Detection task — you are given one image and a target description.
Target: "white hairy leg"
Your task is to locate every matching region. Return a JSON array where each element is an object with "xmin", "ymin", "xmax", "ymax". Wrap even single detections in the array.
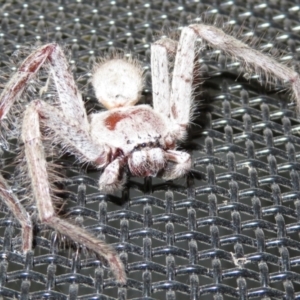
[
  {"xmin": 47, "ymin": 44, "xmax": 89, "ymax": 131},
  {"xmin": 99, "ymin": 158, "xmax": 126, "ymax": 192},
  {"xmin": 190, "ymin": 24, "xmax": 300, "ymax": 110},
  {"xmin": 0, "ymin": 174, "xmax": 32, "ymax": 252},
  {"xmin": 152, "ymin": 31, "xmax": 195, "ymax": 139},
  {"xmin": 31, "ymin": 100, "xmax": 114, "ymax": 166},
  {"xmin": 0, "ymin": 44, "xmax": 89, "ymax": 131},
  {"xmin": 169, "ymin": 27, "xmax": 196, "ymax": 137},
  {"xmin": 22, "ymin": 102, "xmax": 126, "ymax": 284},
  {"xmin": 0, "ymin": 44, "xmax": 53, "ymax": 119},
  {"xmin": 151, "ymin": 43, "xmax": 170, "ymax": 116}
]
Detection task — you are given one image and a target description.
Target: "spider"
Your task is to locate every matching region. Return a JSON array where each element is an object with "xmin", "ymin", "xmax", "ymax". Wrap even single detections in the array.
[{"xmin": 0, "ymin": 24, "xmax": 299, "ymax": 286}]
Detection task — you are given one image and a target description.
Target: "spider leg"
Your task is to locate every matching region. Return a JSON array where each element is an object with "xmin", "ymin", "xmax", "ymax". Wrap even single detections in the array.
[
  {"xmin": 0, "ymin": 44, "xmax": 89, "ymax": 131},
  {"xmin": 22, "ymin": 101, "xmax": 126, "ymax": 284},
  {"xmin": 151, "ymin": 33, "xmax": 195, "ymax": 141},
  {"xmin": 151, "ymin": 42, "xmax": 171, "ymax": 117},
  {"xmin": 0, "ymin": 174, "xmax": 32, "ymax": 252},
  {"xmin": 28, "ymin": 100, "xmax": 115, "ymax": 166},
  {"xmin": 168, "ymin": 27, "xmax": 197, "ymax": 139},
  {"xmin": 189, "ymin": 24, "xmax": 300, "ymax": 111},
  {"xmin": 162, "ymin": 150, "xmax": 191, "ymax": 180},
  {"xmin": 99, "ymin": 158, "xmax": 126, "ymax": 193}
]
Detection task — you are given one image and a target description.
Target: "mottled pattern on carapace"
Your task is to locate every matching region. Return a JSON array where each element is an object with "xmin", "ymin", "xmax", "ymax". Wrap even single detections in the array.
[{"xmin": 90, "ymin": 105, "xmax": 171, "ymax": 154}]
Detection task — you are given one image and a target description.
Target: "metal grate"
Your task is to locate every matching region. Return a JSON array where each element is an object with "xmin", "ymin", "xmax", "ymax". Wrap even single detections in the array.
[{"xmin": 1, "ymin": 0, "xmax": 300, "ymax": 299}]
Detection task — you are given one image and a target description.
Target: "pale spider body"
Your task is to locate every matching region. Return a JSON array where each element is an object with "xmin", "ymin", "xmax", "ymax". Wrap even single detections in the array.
[
  {"xmin": 87, "ymin": 55, "xmax": 192, "ymax": 192},
  {"xmin": 91, "ymin": 105, "xmax": 169, "ymax": 176},
  {"xmin": 91, "ymin": 103, "xmax": 190, "ymax": 185},
  {"xmin": 0, "ymin": 24, "xmax": 299, "ymax": 286}
]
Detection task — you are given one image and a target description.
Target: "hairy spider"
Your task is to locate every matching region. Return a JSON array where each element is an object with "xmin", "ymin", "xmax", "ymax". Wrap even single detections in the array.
[{"xmin": 0, "ymin": 24, "xmax": 298, "ymax": 285}]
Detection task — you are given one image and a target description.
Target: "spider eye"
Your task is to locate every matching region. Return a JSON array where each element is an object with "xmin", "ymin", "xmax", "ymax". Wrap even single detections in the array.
[{"xmin": 92, "ymin": 58, "xmax": 144, "ymax": 109}]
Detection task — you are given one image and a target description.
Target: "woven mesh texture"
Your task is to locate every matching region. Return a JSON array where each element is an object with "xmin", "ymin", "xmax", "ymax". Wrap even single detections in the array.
[{"xmin": 1, "ymin": 0, "xmax": 300, "ymax": 299}]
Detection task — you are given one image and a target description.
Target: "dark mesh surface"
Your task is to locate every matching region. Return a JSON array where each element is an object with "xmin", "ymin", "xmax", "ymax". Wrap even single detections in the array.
[{"xmin": 1, "ymin": 0, "xmax": 300, "ymax": 299}]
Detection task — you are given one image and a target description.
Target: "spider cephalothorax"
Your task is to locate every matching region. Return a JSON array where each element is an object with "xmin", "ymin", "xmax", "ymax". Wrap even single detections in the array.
[
  {"xmin": 0, "ymin": 24, "xmax": 299, "ymax": 285},
  {"xmin": 91, "ymin": 104, "xmax": 191, "ymax": 191}
]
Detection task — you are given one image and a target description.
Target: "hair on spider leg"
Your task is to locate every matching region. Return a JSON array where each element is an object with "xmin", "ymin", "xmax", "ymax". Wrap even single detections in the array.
[{"xmin": 194, "ymin": 18, "xmax": 300, "ymax": 110}]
